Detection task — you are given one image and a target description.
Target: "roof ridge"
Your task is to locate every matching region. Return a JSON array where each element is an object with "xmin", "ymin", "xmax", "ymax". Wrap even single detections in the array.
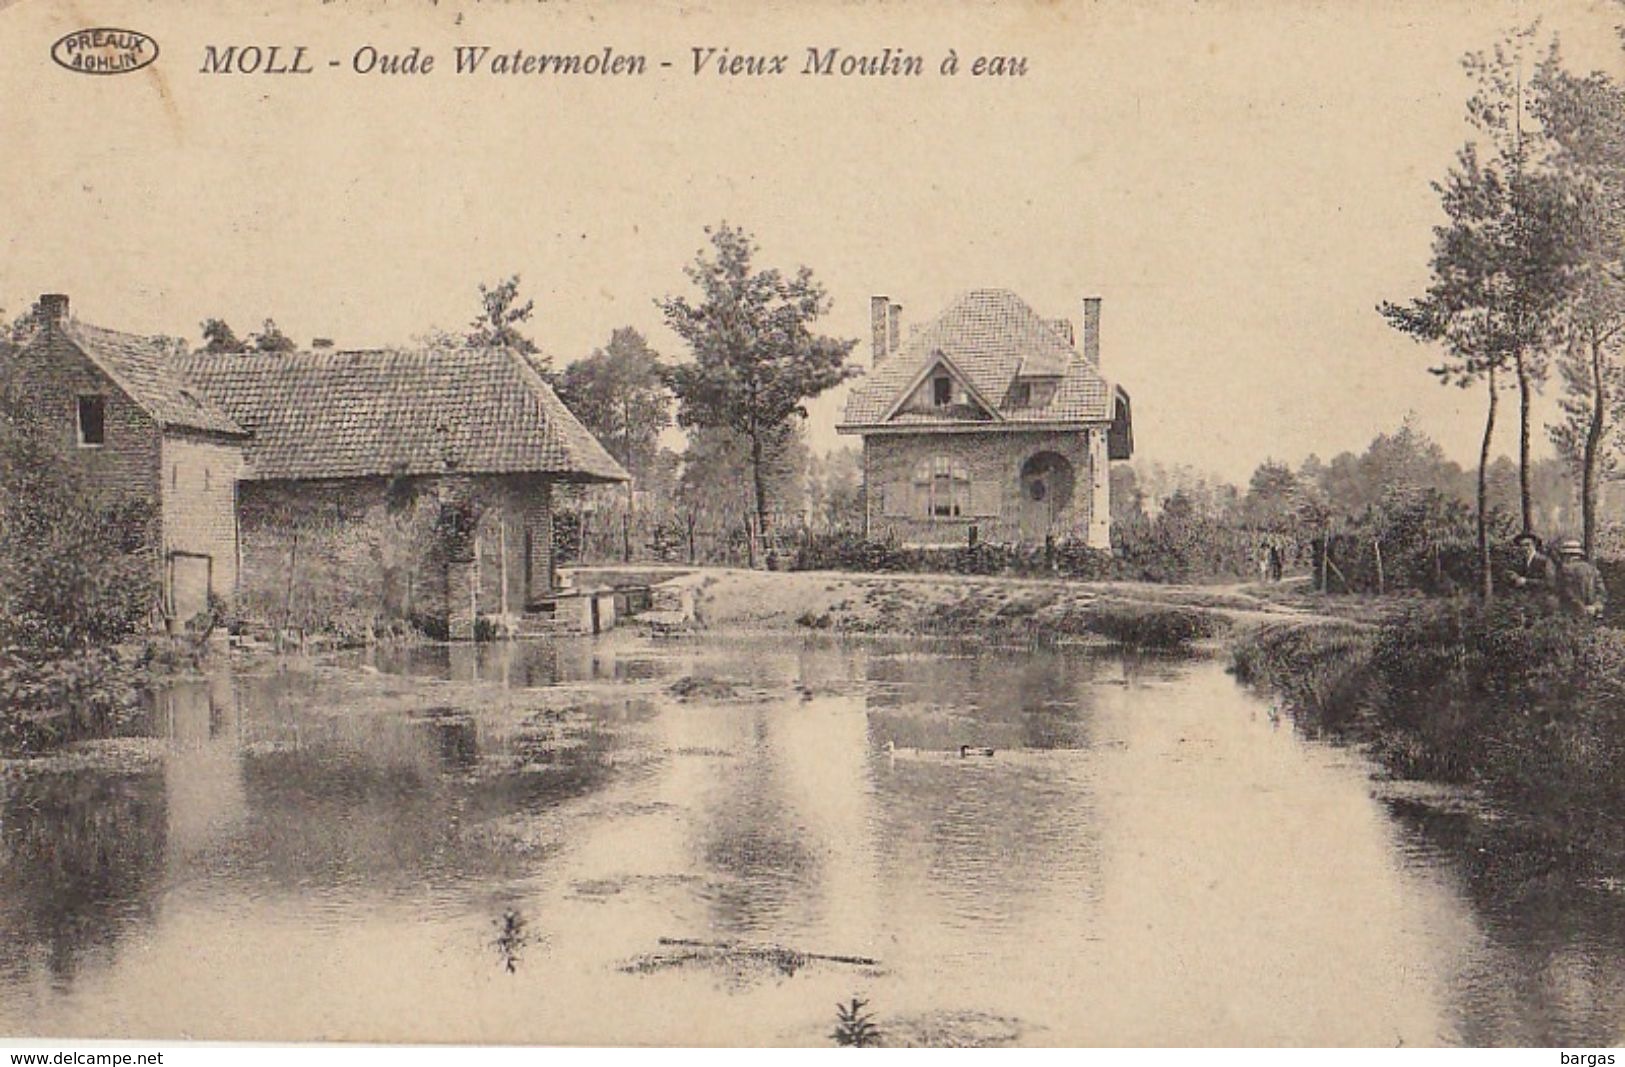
[{"xmin": 175, "ymin": 339, "xmax": 627, "ymax": 482}]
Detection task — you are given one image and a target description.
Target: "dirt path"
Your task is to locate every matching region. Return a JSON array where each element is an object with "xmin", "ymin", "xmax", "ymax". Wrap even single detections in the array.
[{"xmin": 568, "ymin": 565, "xmax": 1360, "ymax": 637}]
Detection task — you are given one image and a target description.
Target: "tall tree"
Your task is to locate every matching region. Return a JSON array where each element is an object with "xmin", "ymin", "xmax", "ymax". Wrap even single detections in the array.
[
  {"xmin": 1382, "ymin": 141, "xmax": 1521, "ymax": 600},
  {"xmin": 676, "ymin": 422, "xmax": 809, "ymax": 560},
  {"xmin": 468, "ymin": 275, "xmax": 548, "ymax": 375},
  {"xmin": 1241, "ymin": 460, "xmax": 1300, "ymax": 531},
  {"xmin": 1459, "ymin": 26, "xmax": 1572, "ymax": 532},
  {"xmin": 200, "ymin": 318, "xmax": 247, "ymax": 354},
  {"xmin": 818, "ymin": 445, "xmax": 865, "ymax": 531},
  {"xmin": 250, "ymin": 319, "xmax": 297, "ymax": 354},
  {"xmin": 1382, "ymin": 28, "xmax": 1575, "ymax": 596},
  {"xmin": 657, "ymin": 223, "xmax": 858, "ymax": 561},
  {"xmin": 1537, "ymin": 59, "xmax": 1625, "ymax": 556},
  {"xmin": 554, "ymin": 327, "xmax": 672, "ymax": 485}
]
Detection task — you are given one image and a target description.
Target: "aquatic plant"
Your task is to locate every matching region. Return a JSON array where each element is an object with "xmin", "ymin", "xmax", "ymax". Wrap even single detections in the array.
[{"xmin": 832, "ymin": 996, "xmax": 881, "ymax": 1047}]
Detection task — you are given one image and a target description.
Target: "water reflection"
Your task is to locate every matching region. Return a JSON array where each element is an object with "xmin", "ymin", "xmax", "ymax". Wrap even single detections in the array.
[
  {"xmin": 0, "ymin": 768, "xmax": 167, "ymax": 990},
  {"xmin": 0, "ymin": 635, "xmax": 1621, "ymax": 1045},
  {"xmin": 1385, "ymin": 801, "xmax": 1625, "ymax": 1046}
]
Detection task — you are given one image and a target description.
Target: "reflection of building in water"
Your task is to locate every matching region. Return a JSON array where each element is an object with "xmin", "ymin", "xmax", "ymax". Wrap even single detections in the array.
[
  {"xmin": 158, "ymin": 676, "xmax": 248, "ymax": 864},
  {"xmin": 862, "ymin": 642, "xmax": 1107, "ymax": 1004},
  {"xmin": 367, "ymin": 637, "xmax": 623, "ymax": 689},
  {"xmin": 766, "ymin": 661, "xmax": 884, "ymax": 951}
]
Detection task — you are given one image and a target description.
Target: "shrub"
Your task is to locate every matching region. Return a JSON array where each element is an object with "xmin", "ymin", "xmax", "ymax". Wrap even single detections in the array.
[
  {"xmin": 1234, "ymin": 599, "xmax": 1625, "ymax": 858},
  {"xmin": 0, "ymin": 647, "xmax": 144, "ymax": 751},
  {"xmin": 1072, "ymin": 601, "xmax": 1229, "ymax": 649},
  {"xmin": 1111, "ymin": 497, "xmax": 1267, "ymax": 583},
  {"xmin": 1230, "ymin": 621, "xmax": 1377, "ymax": 731},
  {"xmin": 790, "ymin": 531, "xmax": 1120, "ymax": 581}
]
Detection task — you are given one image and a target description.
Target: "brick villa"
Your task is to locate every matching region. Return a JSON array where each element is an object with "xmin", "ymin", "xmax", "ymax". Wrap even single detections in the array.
[
  {"xmin": 837, "ymin": 289, "xmax": 1133, "ymax": 549},
  {"xmin": 6, "ymin": 294, "xmax": 628, "ymax": 638}
]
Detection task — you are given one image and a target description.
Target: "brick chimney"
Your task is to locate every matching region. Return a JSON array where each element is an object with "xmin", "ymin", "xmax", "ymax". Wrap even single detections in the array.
[
  {"xmin": 1082, "ymin": 296, "xmax": 1101, "ymax": 365},
  {"xmin": 870, "ymin": 295, "xmax": 890, "ymax": 366},
  {"xmin": 37, "ymin": 293, "xmax": 69, "ymax": 328},
  {"xmin": 887, "ymin": 302, "xmax": 902, "ymax": 354}
]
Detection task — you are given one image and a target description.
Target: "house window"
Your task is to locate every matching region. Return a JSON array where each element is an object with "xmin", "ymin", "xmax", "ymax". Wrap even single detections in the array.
[
  {"xmin": 933, "ymin": 375, "xmax": 952, "ymax": 407},
  {"xmin": 913, "ymin": 457, "xmax": 970, "ymax": 519},
  {"xmin": 1010, "ymin": 382, "xmax": 1032, "ymax": 407},
  {"xmin": 76, "ymin": 396, "xmax": 105, "ymax": 447}
]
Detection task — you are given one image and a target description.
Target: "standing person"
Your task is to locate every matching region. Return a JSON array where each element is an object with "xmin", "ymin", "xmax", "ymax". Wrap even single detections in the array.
[
  {"xmin": 1507, "ymin": 532, "xmax": 1559, "ymax": 609},
  {"xmin": 1555, "ymin": 539, "xmax": 1608, "ymax": 620}
]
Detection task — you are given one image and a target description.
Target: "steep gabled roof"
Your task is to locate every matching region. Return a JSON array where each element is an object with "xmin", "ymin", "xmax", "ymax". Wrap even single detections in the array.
[
  {"xmin": 59, "ymin": 322, "xmax": 246, "ymax": 436},
  {"xmin": 839, "ymin": 289, "xmax": 1111, "ymax": 430},
  {"xmin": 173, "ymin": 347, "xmax": 628, "ymax": 483},
  {"xmin": 880, "ymin": 348, "xmax": 1001, "ymax": 423}
]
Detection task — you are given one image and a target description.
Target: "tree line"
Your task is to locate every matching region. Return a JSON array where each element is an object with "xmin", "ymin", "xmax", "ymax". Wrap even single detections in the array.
[
  {"xmin": 1382, "ymin": 22, "xmax": 1625, "ymax": 599},
  {"xmin": 183, "ymin": 223, "xmax": 861, "ymax": 567}
]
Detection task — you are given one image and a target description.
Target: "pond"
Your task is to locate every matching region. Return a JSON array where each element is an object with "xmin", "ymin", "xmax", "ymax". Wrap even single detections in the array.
[{"xmin": 0, "ymin": 633, "xmax": 1621, "ymax": 1046}]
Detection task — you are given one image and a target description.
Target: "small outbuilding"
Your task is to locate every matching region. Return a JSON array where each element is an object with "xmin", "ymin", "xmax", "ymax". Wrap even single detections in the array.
[{"xmin": 9, "ymin": 293, "xmax": 629, "ymax": 638}]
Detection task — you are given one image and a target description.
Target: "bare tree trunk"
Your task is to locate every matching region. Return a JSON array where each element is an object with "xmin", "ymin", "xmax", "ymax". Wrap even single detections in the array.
[
  {"xmin": 1479, "ymin": 365, "xmax": 1499, "ymax": 602},
  {"xmin": 1584, "ymin": 332, "xmax": 1605, "ymax": 558},
  {"xmin": 749, "ymin": 431, "xmax": 767, "ymax": 569},
  {"xmin": 624, "ymin": 397, "xmax": 636, "ymax": 562},
  {"xmin": 1320, "ymin": 522, "xmax": 1330, "ymax": 594},
  {"xmin": 1516, "ymin": 354, "xmax": 1534, "ymax": 535}
]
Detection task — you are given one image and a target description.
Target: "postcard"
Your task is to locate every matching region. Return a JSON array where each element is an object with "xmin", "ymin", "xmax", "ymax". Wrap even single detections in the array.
[{"xmin": 2, "ymin": 0, "xmax": 1623, "ymax": 1050}]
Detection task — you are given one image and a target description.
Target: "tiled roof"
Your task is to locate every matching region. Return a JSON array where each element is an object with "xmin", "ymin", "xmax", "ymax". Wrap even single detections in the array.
[
  {"xmin": 839, "ymin": 289, "xmax": 1111, "ymax": 429},
  {"xmin": 62, "ymin": 322, "xmax": 246, "ymax": 436},
  {"xmin": 173, "ymin": 347, "xmax": 628, "ymax": 483}
]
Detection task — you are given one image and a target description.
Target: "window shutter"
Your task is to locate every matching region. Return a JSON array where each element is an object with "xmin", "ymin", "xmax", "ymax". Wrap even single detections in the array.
[{"xmin": 969, "ymin": 482, "xmax": 1002, "ymax": 518}]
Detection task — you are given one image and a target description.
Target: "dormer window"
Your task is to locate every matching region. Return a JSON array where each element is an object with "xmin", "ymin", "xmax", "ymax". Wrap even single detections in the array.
[
  {"xmin": 76, "ymin": 396, "xmax": 105, "ymax": 447},
  {"xmin": 1010, "ymin": 382, "xmax": 1032, "ymax": 408},
  {"xmin": 933, "ymin": 375, "xmax": 952, "ymax": 407}
]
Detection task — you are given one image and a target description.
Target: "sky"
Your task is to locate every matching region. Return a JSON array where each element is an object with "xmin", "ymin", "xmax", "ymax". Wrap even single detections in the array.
[{"xmin": 2, "ymin": 0, "xmax": 1622, "ymax": 484}]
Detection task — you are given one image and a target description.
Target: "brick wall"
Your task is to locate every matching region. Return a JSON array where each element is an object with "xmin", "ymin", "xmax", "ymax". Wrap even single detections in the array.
[
  {"xmin": 7, "ymin": 329, "xmax": 167, "ymax": 597},
  {"xmin": 862, "ymin": 429, "xmax": 1108, "ymax": 548},
  {"xmin": 160, "ymin": 432, "xmax": 247, "ymax": 607},
  {"xmin": 7, "ymin": 329, "xmax": 163, "ymax": 519},
  {"xmin": 239, "ymin": 472, "xmax": 553, "ymax": 639}
]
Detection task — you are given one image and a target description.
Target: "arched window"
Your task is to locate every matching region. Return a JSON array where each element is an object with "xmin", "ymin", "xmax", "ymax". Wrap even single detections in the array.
[{"xmin": 913, "ymin": 457, "xmax": 970, "ymax": 518}]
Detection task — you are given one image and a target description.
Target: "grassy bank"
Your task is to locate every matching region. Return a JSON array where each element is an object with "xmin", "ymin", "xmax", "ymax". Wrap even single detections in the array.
[
  {"xmin": 1231, "ymin": 599, "xmax": 1625, "ymax": 862},
  {"xmin": 751, "ymin": 572, "xmax": 1236, "ymax": 650}
]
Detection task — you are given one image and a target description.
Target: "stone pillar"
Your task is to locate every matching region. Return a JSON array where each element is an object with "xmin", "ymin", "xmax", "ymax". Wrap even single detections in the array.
[
  {"xmin": 439, "ymin": 478, "xmax": 482, "ymax": 641},
  {"xmin": 1088, "ymin": 429, "xmax": 1111, "ymax": 551},
  {"xmin": 522, "ymin": 479, "xmax": 554, "ymax": 607},
  {"xmin": 446, "ymin": 551, "xmax": 477, "ymax": 640}
]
